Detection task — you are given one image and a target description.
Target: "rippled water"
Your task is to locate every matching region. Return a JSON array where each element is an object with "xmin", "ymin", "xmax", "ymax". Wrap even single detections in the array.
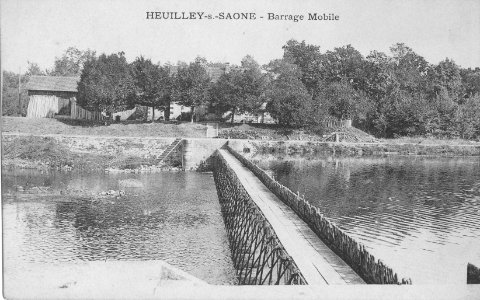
[
  {"xmin": 253, "ymin": 155, "xmax": 480, "ymax": 284},
  {"xmin": 2, "ymin": 169, "xmax": 237, "ymax": 285}
]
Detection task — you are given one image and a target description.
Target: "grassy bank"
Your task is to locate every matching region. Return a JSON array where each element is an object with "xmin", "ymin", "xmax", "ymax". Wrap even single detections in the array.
[
  {"xmin": 1, "ymin": 116, "xmax": 208, "ymax": 138},
  {"xmin": 2, "ymin": 116, "xmax": 379, "ymax": 143}
]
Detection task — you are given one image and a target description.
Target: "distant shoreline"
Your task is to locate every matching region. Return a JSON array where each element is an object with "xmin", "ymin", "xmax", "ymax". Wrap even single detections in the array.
[{"xmin": 2, "ymin": 132, "xmax": 479, "ymax": 173}]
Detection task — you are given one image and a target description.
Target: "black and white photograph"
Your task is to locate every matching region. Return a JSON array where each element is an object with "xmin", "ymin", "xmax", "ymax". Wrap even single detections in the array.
[{"xmin": 1, "ymin": 0, "xmax": 480, "ymax": 299}]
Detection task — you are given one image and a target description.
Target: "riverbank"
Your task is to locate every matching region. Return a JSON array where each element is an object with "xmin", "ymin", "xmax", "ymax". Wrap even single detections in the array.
[
  {"xmin": 3, "ymin": 133, "xmax": 480, "ymax": 173},
  {"xmin": 1, "ymin": 116, "xmax": 209, "ymax": 138},
  {"xmin": 5, "ymin": 116, "xmax": 480, "ymax": 144},
  {"xmin": 231, "ymin": 139, "xmax": 480, "ymax": 157},
  {"xmin": 2, "ymin": 116, "xmax": 379, "ymax": 143},
  {"xmin": 1, "ymin": 134, "xmax": 183, "ymax": 172}
]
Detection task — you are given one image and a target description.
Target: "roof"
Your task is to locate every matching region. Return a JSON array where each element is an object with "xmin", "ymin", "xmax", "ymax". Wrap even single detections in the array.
[{"xmin": 26, "ymin": 76, "xmax": 80, "ymax": 92}]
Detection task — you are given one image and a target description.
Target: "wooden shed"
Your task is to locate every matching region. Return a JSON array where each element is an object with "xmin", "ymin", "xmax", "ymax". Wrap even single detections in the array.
[{"xmin": 26, "ymin": 76, "xmax": 102, "ymax": 120}]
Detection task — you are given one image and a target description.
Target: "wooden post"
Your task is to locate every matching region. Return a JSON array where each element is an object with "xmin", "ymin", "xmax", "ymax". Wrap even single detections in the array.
[
  {"xmin": 181, "ymin": 140, "xmax": 185, "ymax": 170},
  {"xmin": 17, "ymin": 68, "xmax": 21, "ymax": 115}
]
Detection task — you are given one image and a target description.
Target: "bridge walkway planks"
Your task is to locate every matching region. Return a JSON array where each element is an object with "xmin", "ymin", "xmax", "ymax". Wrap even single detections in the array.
[{"xmin": 218, "ymin": 149, "xmax": 365, "ymax": 285}]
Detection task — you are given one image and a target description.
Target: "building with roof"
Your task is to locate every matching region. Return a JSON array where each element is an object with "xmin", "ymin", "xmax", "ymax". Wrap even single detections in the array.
[{"xmin": 26, "ymin": 76, "xmax": 102, "ymax": 120}]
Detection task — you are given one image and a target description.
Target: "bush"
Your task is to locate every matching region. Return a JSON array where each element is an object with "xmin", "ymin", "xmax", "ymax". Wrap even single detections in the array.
[{"xmin": 177, "ymin": 112, "xmax": 192, "ymax": 121}]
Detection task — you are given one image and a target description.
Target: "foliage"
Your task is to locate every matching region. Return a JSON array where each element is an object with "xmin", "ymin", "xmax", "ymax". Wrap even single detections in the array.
[
  {"xmin": 3, "ymin": 41, "xmax": 480, "ymax": 140},
  {"xmin": 455, "ymin": 94, "xmax": 480, "ymax": 139},
  {"xmin": 322, "ymin": 45, "xmax": 367, "ymax": 91},
  {"xmin": 49, "ymin": 47, "xmax": 96, "ymax": 76},
  {"xmin": 317, "ymin": 80, "xmax": 359, "ymax": 120},
  {"xmin": 264, "ymin": 59, "xmax": 314, "ymax": 127},
  {"xmin": 460, "ymin": 68, "xmax": 480, "ymax": 98},
  {"xmin": 77, "ymin": 52, "xmax": 135, "ymax": 116},
  {"xmin": 26, "ymin": 61, "xmax": 47, "ymax": 76},
  {"xmin": 171, "ymin": 57, "xmax": 211, "ymax": 121},
  {"xmin": 210, "ymin": 55, "xmax": 267, "ymax": 122},
  {"xmin": 2, "ymin": 71, "xmax": 29, "ymax": 116},
  {"xmin": 282, "ymin": 39, "xmax": 322, "ymax": 93},
  {"xmin": 130, "ymin": 56, "xmax": 172, "ymax": 121}
]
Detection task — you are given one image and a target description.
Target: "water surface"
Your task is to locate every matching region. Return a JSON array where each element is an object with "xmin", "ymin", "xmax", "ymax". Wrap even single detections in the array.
[
  {"xmin": 2, "ymin": 169, "xmax": 237, "ymax": 285},
  {"xmin": 253, "ymin": 155, "xmax": 480, "ymax": 284}
]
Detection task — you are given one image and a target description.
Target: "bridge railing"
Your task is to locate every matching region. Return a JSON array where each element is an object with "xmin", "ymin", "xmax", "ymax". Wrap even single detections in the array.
[
  {"xmin": 226, "ymin": 145, "xmax": 412, "ymax": 285},
  {"xmin": 213, "ymin": 151, "xmax": 307, "ymax": 285}
]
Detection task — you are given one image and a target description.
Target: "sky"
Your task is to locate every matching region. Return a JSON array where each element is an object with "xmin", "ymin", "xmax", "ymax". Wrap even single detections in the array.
[{"xmin": 1, "ymin": 0, "xmax": 479, "ymax": 73}]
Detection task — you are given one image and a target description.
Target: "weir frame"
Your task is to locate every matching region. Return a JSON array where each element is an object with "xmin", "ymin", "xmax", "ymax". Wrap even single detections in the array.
[
  {"xmin": 213, "ymin": 151, "xmax": 307, "ymax": 285},
  {"xmin": 223, "ymin": 145, "xmax": 412, "ymax": 285}
]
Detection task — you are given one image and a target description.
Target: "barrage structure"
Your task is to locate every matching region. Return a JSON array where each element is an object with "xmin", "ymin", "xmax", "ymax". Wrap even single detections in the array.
[{"xmin": 212, "ymin": 145, "xmax": 412, "ymax": 285}]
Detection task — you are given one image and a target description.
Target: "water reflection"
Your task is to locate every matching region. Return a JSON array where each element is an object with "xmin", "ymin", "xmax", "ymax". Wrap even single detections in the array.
[
  {"xmin": 2, "ymin": 170, "xmax": 237, "ymax": 285},
  {"xmin": 253, "ymin": 155, "xmax": 480, "ymax": 284}
]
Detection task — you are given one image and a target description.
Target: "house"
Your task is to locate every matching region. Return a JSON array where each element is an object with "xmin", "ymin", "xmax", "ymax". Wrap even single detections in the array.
[{"xmin": 26, "ymin": 76, "xmax": 102, "ymax": 120}]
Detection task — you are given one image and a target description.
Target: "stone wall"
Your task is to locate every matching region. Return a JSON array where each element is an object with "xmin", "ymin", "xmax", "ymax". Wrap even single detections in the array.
[
  {"xmin": 44, "ymin": 135, "xmax": 175, "ymax": 159},
  {"xmin": 228, "ymin": 139, "xmax": 480, "ymax": 157},
  {"xmin": 182, "ymin": 138, "xmax": 228, "ymax": 170}
]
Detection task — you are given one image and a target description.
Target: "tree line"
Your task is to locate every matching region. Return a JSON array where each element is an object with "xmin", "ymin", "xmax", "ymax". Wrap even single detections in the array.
[{"xmin": 2, "ymin": 41, "xmax": 480, "ymax": 139}]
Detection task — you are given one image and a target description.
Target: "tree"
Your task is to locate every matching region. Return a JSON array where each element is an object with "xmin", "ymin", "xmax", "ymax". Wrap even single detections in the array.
[
  {"xmin": 426, "ymin": 58, "xmax": 463, "ymax": 102},
  {"xmin": 389, "ymin": 43, "xmax": 429, "ymax": 94},
  {"xmin": 171, "ymin": 57, "xmax": 211, "ymax": 122},
  {"xmin": 364, "ymin": 51, "xmax": 395, "ymax": 101},
  {"xmin": 2, "ymin": 71, "xmax": 29, "ymax": 116},
  {"xmin": 322, "ymin": 45, "xmax": 367, "ymax": 90},
  {"xmin": 455, "ymin": 94, "xmax": 480, "ymax": 139},
  {"xmin": 264, "ymin": 59, "xmax": 314, "ymax": 127},
  {"xmin": 211, "ymin": 55, "xmax": 267, "ymax": 123},
  {"xmin": 2, "ymin": 61, "xmax": 46, "ymax": 116},
  {"xmin": 25, "ymin": 61, "xmax": 46, "ymax": 76},
  {"xmin": 49, "ymin": 47, "xmax": 96, "ymax": 76},
  {"xmin": 130, "ymin": 57, "xmax": 172, "ymax": 122},
  {"xmin": 319, "ymin": 79, "xmax": 367, "ymax": 121},
  {"xmin": 282, "ymin": 39, "xmax": 322, "ymax": 93},
  {"xmin": 77, "ymin": 52, "xmax": 135, "ymax": 119},
  {"xmin": 460, "ymin": 68, "xmax": 480, "ymax": 98}
]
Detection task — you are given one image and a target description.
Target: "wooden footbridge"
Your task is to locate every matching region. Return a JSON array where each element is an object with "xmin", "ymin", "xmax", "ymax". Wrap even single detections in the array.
[
  {"xmin": 212, "ymin": 145, "xmax": 411, "ymax": 286},
  {"xmin": 217, "ymin": 149, "xmax": 365, "ymax": 285},
  {"xmin": 158, "ymin": 139, "xmax": 410, "ymax": 285}
]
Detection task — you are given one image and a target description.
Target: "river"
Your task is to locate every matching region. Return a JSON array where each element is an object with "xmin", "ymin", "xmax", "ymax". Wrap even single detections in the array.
[
  {"xmin": 2, "ymin": 169, "xmax": 237, "ymax": 285},
  {"xmin": 251, "ymin": 155, "xmax": 480, "ymax": 284}
]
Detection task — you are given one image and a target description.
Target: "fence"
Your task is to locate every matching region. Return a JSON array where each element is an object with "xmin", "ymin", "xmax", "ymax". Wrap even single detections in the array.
[
  {"xmin": 71, "ymin": 101, "xmax": 103, "ymax": 121},
  {"xmin": 226, "ymin": 145, "xmax": 412, "ymax": 285},
  {"xmin": 213, "ymin": 152, "xmax": 307, "ymax": 285},
  {"xmin": 324, "ymin": 117, "xmax": 352, "ymax": 129}
]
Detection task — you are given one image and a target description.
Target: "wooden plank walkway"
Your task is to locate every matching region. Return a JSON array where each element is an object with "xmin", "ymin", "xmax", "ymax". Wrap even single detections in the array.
[{"xmin": 218, "ymin": 149, "xmax": 365, "ymax": 285}]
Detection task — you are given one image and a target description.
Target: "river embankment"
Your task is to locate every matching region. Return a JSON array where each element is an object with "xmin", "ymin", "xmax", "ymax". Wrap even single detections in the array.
[
  {"xmin": 228, "ymin": 139, "xmax": 480, "ymax": 157},
  {"xmin": 2, "ymin": 133, "xmax": 480, "ymax": 172},
  {"xmin": 1, "ymin": 134, "xmax": 180, "ymax": 172}
]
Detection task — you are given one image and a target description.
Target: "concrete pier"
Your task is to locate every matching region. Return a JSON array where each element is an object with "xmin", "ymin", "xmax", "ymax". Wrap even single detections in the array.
[{"xmin": 182, "ymin": 138, "xmax": 227, "ymax": 170}]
